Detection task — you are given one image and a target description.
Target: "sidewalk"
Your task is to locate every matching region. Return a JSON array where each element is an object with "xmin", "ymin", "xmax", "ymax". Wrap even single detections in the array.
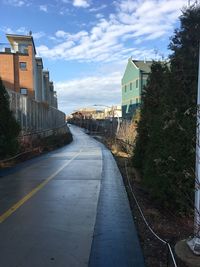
[{"xmin": 89, "ymin": 147, "xmax": 145, "ymax": 267}]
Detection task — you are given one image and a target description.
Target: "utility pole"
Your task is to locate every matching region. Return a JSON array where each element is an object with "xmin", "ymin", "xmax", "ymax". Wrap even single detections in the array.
[{"xmin": 187, "ymin": 44, "xmax": 200, "ymax": 255}]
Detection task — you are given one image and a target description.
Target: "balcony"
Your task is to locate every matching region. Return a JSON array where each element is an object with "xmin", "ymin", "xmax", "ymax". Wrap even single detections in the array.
[
  {"xmin": 0, "ymin": 43, "xmax": 28, "ymax": 55},
  {"xmin": 0, "ymin": 43, "xmax": 13, "ymax": 53}
]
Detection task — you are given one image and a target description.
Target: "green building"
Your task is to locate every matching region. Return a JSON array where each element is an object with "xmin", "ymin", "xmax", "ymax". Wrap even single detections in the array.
[{"xmin": 121, "ymin": 58, "xmax": 152, "ymax": 120}]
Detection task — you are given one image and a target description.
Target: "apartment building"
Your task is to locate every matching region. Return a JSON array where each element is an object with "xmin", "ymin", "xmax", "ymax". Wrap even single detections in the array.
[
  {"xmin": 121, "ymin": 58, "xmax": 152, "ymax": 120},
  {"xmin": 0, "ymin": 33, "xmax": 63, "ymax": 132},
  {"xmin": 104, "ymin": 105, "xmax": 122, "ymax": 120},
  {"xmin": 71, "ymin": 106, "xmax": 122, "ymax": 120},
  {"xmin": 0, "ymin": 33, "xmax": 57, "ymax": 108}
]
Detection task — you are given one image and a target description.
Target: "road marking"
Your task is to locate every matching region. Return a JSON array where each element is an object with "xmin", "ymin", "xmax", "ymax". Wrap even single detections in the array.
[{"xmin": 0, "ymin": 150, "xmax": 82, "ymax": 223}]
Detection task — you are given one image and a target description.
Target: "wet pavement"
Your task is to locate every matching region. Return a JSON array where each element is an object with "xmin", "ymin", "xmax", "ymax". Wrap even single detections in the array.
[{"xmin": 0, "ymin": 125, "xmax": 145, "ymax": 267}]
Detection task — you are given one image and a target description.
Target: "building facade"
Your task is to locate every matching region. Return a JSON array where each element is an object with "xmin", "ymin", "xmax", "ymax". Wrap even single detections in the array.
[
  {"xmin": 71, "ymin": 106, "xmax": 122, "ymax": 121},
  {"xmin": 0, "ymin": 33, "xmax": 57, "ymax": 108},
  {"xmin": 121, "ymin": 58, "xmax": 152, "ymax": 120},
  {"xmin": 0, "ymin": 33, "xmax": 63, "ymax": 132}
]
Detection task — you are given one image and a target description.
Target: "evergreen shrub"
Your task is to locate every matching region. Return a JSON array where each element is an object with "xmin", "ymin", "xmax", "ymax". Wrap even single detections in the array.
[
  {"xmin": 133, "ymin": 6, "xmax": 200, "ymax": 214},
  {"xmin": 0, "ymin": 78, "xmax": 20, "ymax": 159}
]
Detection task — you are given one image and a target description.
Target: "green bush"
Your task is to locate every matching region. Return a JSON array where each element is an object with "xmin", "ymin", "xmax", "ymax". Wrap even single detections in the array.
[
  {"xmin": 0, "ymin": 78, "xmax": 21, "ymax": 159},
  {"xmin": 133, "ymin": 6, "xmax": 199, "ymax": 214},
  {"xmin": 42, "ymin": 131, "xmax": 73, "ymax": 151}
]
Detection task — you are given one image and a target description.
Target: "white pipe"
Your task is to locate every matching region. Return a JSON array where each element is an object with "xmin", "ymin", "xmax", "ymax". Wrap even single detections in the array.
[{"xmin": 187, "ymin": 44, "xmax": 200, "ymax": 255}]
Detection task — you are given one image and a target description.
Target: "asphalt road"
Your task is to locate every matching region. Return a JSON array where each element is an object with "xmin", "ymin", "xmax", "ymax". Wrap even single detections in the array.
[{"xmin": 0, "ymin": 125, "xmax": 145, "ymax": 267}]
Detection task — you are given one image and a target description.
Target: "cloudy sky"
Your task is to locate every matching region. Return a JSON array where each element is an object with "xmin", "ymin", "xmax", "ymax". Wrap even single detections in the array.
[{"xmin": 0, "ymin": 0, "xmax": 192, "ymax": 114}]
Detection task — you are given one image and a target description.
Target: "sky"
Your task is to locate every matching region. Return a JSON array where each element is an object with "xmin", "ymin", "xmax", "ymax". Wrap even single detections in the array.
[{"xmin": 0, "ymin": 0, "xmax": 193, "ymax": 115}]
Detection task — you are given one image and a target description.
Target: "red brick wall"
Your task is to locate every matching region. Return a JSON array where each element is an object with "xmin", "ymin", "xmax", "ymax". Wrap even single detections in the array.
[
  {"xmin": 0, "ymin": 53, "xmax": 15, "ymax": 90},
  {"xmin": 0, "ymin": 45, "xmax": 34, "ymax": 98}
]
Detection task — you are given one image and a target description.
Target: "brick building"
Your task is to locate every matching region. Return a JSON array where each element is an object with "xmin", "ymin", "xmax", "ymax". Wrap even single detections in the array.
[
  {"xmin": 0, "ymin": 33, "xmax": 64, "ymax": 132},
  {"xmin": 0, "ymin": 33, "xmax": 57, "ymax": 108}
]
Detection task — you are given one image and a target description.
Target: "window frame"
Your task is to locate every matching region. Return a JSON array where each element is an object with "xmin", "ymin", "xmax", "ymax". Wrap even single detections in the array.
[
  {"xmin": 136, "ymin": 79, "xmax": 138, "ymax": 88},
  {"xmin": 20, "ymin": 88, "xmax": 28, "ymax": 95},
  {"xmin": 19, "ymin": 44, "xmax": 28, "ymax": 54},
  {"xmin": 19, "ymin": 62, "xmax": 27, "ymax": 70}
]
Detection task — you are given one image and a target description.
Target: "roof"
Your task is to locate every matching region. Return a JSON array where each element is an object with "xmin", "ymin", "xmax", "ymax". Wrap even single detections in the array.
[
  {"xmin": 6, "ymin": 33, "xmax": 36, "ymax": 55},
  {"xmin": 132, "ymin": 60, "xmax": 152, "ymax": 73}
]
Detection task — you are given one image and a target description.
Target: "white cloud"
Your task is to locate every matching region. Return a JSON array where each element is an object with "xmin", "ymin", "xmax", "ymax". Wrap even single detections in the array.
[
  {"xmin": 55, "ymin": 30, "xmax": 68, "ymax": 38},
  {"xmin": 89, "ymin": 4, "xmax": 107, "ymax": 12},
  {"xmin": 1, "ymin": 26, "xmax": 45, "ymax": 40},
  {"xmin": 37, "ymin": 0, "xmax": 186, "ymax": 63},
  {"xmin": 54, "ymin": 30, "xmax": 87, "ymax": 40},
  {"xmin": 16, "ymin": 27, "xmax": 27, "ymax": 34},
  {"xmin": 32, "ymin": 31, "xmax": 45, "ymax": 40},
  {"xmin": 73, "ymin": 0, "xmax": 90, "ymax": 8},
  {"xmin": 4, "ymin": 0, "xmax": 29, "ymax": 7},
  {"xmin": 39, "ymin": 5, "xmax": 48, "ymax": 12},
  {"xmin": 55, "ymin": 72, "xmax": 122, "ymax": 114},
  {"xmin": 1, "ymin": 26, "xmax": 27, "ymax": 35},
  {"xmin": 1, "ymin": 27, "xmax": 14, "ymax": 34},
  {"xmin": 95, "ymin": 13, "xmax": 104, "ymax": 19},
  {"xmin": 115, "ymin": 0, "xmax": 138, "ymax": 12}
]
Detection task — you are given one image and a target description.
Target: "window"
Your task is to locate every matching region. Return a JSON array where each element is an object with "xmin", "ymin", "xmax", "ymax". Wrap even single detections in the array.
[
  {"xmin": 125, "ymin": 85, "xmax": 127, "ymax": 92},
  {"xmin": 20, "ymin": 62, "xmax": 27, "ymax": 70},
  {"xmin": 136, "ymin": 79, "xmax": 138, "ymax": 88},
  {"xmin": 130, "ymin": 82, "xmax": 132, "ymax": 90},
  {"xmin": 19, "ymin": 44, "xmax": 28, "ymax": 54},
  {"xmin": 20, "ymin": 88, "xmax": 28, "ymax": 95}
]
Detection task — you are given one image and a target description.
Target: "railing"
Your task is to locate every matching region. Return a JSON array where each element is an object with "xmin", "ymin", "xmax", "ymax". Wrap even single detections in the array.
[{"xmin": 0, "ymin": 43, "xmax": 13, "ymax": 53}]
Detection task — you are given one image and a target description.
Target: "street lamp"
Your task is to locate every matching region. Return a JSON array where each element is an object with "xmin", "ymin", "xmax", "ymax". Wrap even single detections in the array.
[{"xmin": 93, "ymin": 104, "xmax": 120, "ymax": 133}]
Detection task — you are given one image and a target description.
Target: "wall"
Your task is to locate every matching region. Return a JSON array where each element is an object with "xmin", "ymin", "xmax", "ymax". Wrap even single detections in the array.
[
  {"xmin": 35, "ymin": 60, "xmax": 43, "ymax": 102},
  {"xmin": 0, "ymin": 53, "xmax": 15, "ymax": 90},
  {"xmin": 121, "ymin": 59, "xmax": 140, "ymax": 119},
  {"xmin": 0, "ymin": 45, "xmax": 34, "ymax": 98},
  {"xmin": 42, "ymin": 71, "xmax": 50, "ymax": 103},
  {"xmin": 17, "ymin": 45, "xmax": 34, "ymax": 98}
]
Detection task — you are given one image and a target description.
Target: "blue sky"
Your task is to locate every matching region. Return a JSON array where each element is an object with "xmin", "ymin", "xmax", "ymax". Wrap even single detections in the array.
[{"xmin": 0, "ymin": 0, "xmax": 191, "ymax": 114}]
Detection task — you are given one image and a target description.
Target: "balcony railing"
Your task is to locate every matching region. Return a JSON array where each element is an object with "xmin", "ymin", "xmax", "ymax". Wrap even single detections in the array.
[
  {"xmin": 0, "ymin": 43, "xmax": 28, "ymax": 54},
  {"xmin": 0, "ymin": 43, "xmax": 13, "ymax": 53}
]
